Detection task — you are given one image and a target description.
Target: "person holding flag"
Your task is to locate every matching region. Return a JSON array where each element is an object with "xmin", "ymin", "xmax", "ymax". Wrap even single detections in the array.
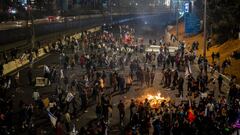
[{"xmin": 188, "ymin": 99, "xmax": 196, "ymax": 124}]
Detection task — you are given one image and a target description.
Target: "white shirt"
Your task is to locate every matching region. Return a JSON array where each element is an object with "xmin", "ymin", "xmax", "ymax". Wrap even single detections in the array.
[
  {"xmin": 32, "ymin": 91, "xmax": 40, "ymax": 101},
  {"xmin": 60, "ymin": 69, "xmax": 64, "ymax": 79}
]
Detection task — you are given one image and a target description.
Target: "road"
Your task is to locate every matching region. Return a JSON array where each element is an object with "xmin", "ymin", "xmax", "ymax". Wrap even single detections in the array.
[
  {"xmin": 0, "ymin": 12, "xmax": 175, "ymax": 48},
  {"xmin": 0, "ymin": 11, "xmax": 172, "ymax": 31},
  {"xmin": 2, "ymin": 14, "xmax": 166, "ymax": 134},
  {"xmin": 3, "ymin": 14, "xmax": 229, "ymax": 135},
  {"xmin": 0, "ymin": 14, "xmax": 110, "ymax": 31}
]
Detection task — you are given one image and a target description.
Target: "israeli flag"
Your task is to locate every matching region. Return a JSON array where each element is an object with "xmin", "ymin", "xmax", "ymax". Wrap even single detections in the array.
[{"xmin": 48, "ymin": 111, "xmax": 57, "ymax": 128}]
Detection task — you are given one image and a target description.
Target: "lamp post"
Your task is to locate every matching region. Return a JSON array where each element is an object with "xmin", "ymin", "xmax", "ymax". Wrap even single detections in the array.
[
  {"xmin": 176, "ymin": 0, "xmax": 179, "ymax": 40},
  {"xmin": 203, "ymin": 0, "xmax": 207, "ymax": 73},
  {"xmin": 27, "ymin": 5, "xmax": 35, "ymax": 68},
  {"xmin": 109, "ymin": 0, "xmax": 113, "ymax": 25}
]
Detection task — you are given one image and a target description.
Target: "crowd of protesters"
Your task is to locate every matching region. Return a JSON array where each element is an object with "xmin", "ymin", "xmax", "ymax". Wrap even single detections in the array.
[
  {"xmin": 124, "ymin": 90, "xmax": 239, "ymax": 135},
  {"xmin": 111, "ymin": 33, "xmax": 240, "ymax": 135},
  {"xmin": 0, "ymin": 25, "xmax": 140, "ymax": 134},
  {"xmin": 0, "ymin": 25, "xmax": 239, "ymax": 135},
  {"xmin": 77, "ymin": 31, "xmax": 240, "ymax": 135}
]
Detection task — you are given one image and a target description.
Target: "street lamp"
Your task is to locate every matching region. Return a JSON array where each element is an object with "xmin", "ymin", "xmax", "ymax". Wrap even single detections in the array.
[
  {"xmin": 109, "ymin": 0, "xmax": 113, "ymax": 25},
  {"xmin": 26, "ymin": 5, "xmax": 35, "ymax": 68},
  {"xmin": 203, "ymin": 0, "xmax": 207, "ymax": 73},
  {"xmin": 176, "ymin": 0, "xmax": 179, "ymax": 40}
]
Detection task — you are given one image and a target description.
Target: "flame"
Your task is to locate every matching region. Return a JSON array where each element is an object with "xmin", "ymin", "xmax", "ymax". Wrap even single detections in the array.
[
  {"xmin": 140, "ymin": 93, "xmax": 170, "ymax": 108},
  {"xmin": 147, "ymin": 93, "xmax": 166, "ymax": 101}
]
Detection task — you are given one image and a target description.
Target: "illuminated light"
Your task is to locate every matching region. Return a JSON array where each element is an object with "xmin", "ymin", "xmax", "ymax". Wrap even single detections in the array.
[
  {"xmin": 9, "ymin": 8, "xmax": 17, "ymax": 14},
  {"xmin": 56, "ymin": 16, "xmax": 61, "ymax": 20},
  {"xmin": 135, "ymin": 3, "xmax": 138, "ymax": 6},
  {"xmin": 179, "ymin": 11, "xmax": 184, "ymax": 16},
  {"xmin": 184, "ymin": 2, "xmax": 190, "ymax": 13},
  {"xmin": 164, "ymin": 0, "xmax": 170, "ymax": 6},
  {"xmin": 11, "ymin": 10, "xmax": 17, "ymax": 14}
]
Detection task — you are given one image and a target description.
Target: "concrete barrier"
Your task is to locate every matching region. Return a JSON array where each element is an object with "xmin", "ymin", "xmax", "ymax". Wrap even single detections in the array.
[
  {"xmin": 15, "ymin": 59, "xmax": 22, "ymax": 68},
  {"xmin": 32, "ymin": 52, "xmax": 37, "ymax": 60},
  {"xmin": 44, "ymin": 45, "xmax": 50, "ymax": 53},
  {"xmin": 87, "ymin": 26, "xmax": 101, "ymax": 33},
  {"xmin": 21, "ymin": 59, "xmax": 29, "ymax": 66},
  {"xmin": 38, "ymin": 48, "xmax": 46, "ymax": 57},
  {"xmin": 71, "ymin": 33, "xmax": 81, "ymax": 40},
  {"xmin": 35, "ymin": 77, "xmax": 48, "ymax": 87},
  {"xmin": 2, "ymin": 27, "xmax": 86, "ymax": 75},
  {"xmin": 3, "ymin": 60, "xmax": 18, "ymax": 75}
]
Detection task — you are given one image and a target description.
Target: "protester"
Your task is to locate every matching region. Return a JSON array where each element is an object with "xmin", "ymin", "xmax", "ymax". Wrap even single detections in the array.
[
  {"xmin": 0, "ymin": 24, "xmax": 239, "ymax": 135},
  {"xmin": 177, "ymin": 75, "xmax": 184, "ymax": 98},
  {"xmin": 218, "ymin": 74, "xmax": 224, "ymax": 93},
  {"xmin": 96, "ymin": 103, "xmax": 102, "ymax": 120},
  {"xmin": 211, "ymin": 52, "xmax": 215, "ymax": 63},
  {"xmin": 64, "ymin": 112, "xmax": 71, "ymax": 133},
  {"xmin": 118, "ymin": 100, "xmax": 125, "ymax": 126},
  {"xmin": 32, "ymin": 89, "xmax": 40, "ymax": 107},
  {"xmin": 126, "ymin": 74, "xmax": 133, "ymax": 92},
  {"xmin": 0, "ymin": 63, "xmax": 3, "ymax": 77},
  {"xmin": 27, "ymin": 67, "xmax": 33, "ymax": 86},
  {"xmin": 150, "ymin": 70, "xmax": 155, "ymax": 87}
]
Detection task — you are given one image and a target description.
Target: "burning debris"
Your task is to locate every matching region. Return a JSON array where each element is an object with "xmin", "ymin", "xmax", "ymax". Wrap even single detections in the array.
[{"xmin": 137, "ymin": 92, "xmax": 170, "ymax": 108}]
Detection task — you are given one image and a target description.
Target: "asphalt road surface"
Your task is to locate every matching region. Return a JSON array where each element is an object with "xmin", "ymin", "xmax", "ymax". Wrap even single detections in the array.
[{"xmin": 5, "ymin": 15, "xmax": 229, "ymax": 135}]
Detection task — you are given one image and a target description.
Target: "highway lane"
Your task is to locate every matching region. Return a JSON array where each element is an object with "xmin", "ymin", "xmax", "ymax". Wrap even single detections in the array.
[
  {"xmin": 2, "ymin": 10, "xmax": 233, "ymax": 135},
  {"xmin": 0, "ymin": 11, "xmax": 172, "ymax": 31},
  {"xmin": 0, "ymin": 15, "xmax": 103, "ymax": 31},
  {"xmin": 0, "ymin": 12, "xmax": 174, "ymax": 49}
]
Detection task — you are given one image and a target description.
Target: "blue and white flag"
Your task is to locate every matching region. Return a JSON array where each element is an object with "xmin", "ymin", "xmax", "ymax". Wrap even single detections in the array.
[{"xmin": 48, "ymin": 111, "xmax": 57, "ymax": 128}]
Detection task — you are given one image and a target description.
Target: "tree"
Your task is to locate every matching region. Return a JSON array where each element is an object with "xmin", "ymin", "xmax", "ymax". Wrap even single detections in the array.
[{"xmin": 207, "ymin": 0, "xmax": 240, "ymax": 43}]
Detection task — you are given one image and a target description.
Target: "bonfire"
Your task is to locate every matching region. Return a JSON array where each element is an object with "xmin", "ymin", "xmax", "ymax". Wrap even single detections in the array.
[{"xmin": 137, "ymin": 92, "xmax": 170, "ymax": 108}]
